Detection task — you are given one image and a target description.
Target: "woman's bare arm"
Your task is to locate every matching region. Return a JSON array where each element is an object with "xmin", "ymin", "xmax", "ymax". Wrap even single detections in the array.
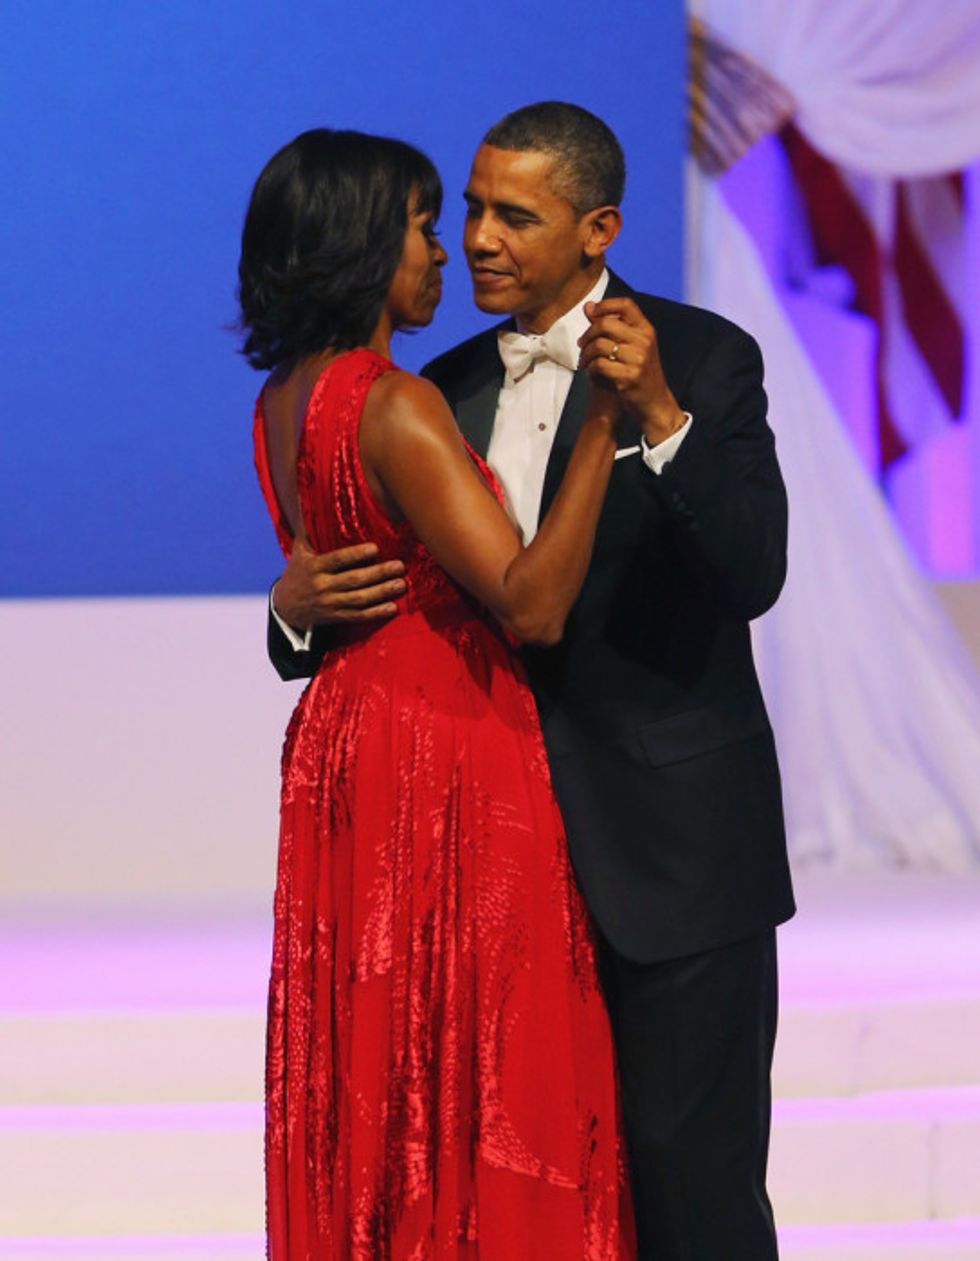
[{"xmin": 360, "ymin": 371, "xmax": 618, "ymax": 644}]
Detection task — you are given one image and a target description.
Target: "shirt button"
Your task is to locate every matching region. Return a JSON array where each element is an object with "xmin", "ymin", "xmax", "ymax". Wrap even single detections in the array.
[{"xmin": 537, "ymin": 422, "xmax": 547, "ymax": 431}]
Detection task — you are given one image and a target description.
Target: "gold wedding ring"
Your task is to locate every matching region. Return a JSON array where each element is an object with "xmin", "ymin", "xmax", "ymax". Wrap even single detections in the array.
[{"xmin": 609, "ymin": 342, "xmax": 619, "ymax": 361}]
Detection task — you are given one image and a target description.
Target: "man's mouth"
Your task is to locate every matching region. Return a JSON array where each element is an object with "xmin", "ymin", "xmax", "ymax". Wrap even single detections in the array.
[{"xmin": 471, "ymin": 266, "xmax": 513, "ymax": 286}]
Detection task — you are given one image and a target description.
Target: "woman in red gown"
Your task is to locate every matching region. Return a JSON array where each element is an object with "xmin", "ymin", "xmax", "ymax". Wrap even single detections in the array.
[{"xmin": 239, "ymin": 129, "xmax": 635, "ymax": 1259}]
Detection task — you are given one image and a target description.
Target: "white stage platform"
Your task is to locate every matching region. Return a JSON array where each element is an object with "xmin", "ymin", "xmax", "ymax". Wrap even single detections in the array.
[
  {"xmin": 2, "ymin": 597, "xmax": 979, "ymax": 1257},
  {"xmin": 2, "ymin": 874, "xmax": 979, "ymax": 1259}
]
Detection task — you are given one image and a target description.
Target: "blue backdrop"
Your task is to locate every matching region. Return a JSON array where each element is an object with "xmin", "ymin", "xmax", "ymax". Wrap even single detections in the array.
[{"xmin": 2, "ymin": 0, "xmax": 685, "ymax": 596}]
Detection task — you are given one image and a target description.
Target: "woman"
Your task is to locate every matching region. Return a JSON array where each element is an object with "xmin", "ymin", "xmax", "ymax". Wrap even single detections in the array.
[{"xmin": 240, "ymin": 128, "xmax": 634, "ymax": 1259}]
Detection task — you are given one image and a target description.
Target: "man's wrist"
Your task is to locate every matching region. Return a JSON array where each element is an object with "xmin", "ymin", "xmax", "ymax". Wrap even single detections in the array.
[
  {"xmin": 641, "ymin": 398, "xmax": 688, "ymax": 446},
  {"xmin": 641, "ymin": 412, "xmax": 693, "ymax": 476},
  {"xmin": 270, "ymin": 584, "xmax": 313, "ymax": 652}
]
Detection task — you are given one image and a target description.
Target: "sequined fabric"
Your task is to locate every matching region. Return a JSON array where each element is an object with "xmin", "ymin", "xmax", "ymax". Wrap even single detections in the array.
[{"xmin": 253, "ymin": 348, "xmax": 634, "ymax": 1258}]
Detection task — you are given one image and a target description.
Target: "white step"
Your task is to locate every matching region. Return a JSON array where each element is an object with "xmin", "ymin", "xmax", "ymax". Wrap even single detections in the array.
[
  {"xmin": 0, "ymin": 1104, "xmax": 263, "ymax": 1236},
  {"xmin": 3, "ymin": 1086, "xmax": 978, "ymax": 1237},
  {"xmin": 0, "ymin": 1234, "xmax": 263, "ymax": 1260},
  {"xmin": 1, "ymin": 1010, "xmax": 264, "ymax": 1106},
  {"xmin": 770, "ymin": 1086, "xmax": 980, "ymax": 1226},
  {"xmin": 2, "ymin": 876, "xmax": 979, "ymax": 1244},
  {"xmin": 779, "ymin": 1217, "xmax": 980, "ymax": 1261},
  {"xmin": 2, "ymin": 1222, "xmax": 979, "ymax": 1261},
  {"xmin": 9, "ymin": 979, "xmax": 978, "ymax": 1110},
  {"xmin": 774, "ymin": 872, "xmax": 980, "ymax": 1100},
  {"xmin": 8, "ymin": 990, "xmax": 978, "ymax": 1110},
  {"xmin": 775, "ymin": 992, "xmax": 980, "ymax": 1098}
]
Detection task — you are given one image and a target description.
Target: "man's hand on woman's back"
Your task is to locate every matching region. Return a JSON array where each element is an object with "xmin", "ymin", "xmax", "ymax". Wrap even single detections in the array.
[{"xmin": 272, "ymin": 539, "xmax": 405, "ymax": 631}]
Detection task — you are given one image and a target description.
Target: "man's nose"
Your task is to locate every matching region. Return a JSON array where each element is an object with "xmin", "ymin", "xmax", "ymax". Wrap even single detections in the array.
[{"xmin": 466, "ymin": 215, "xmax": 500, "ymax": 255}]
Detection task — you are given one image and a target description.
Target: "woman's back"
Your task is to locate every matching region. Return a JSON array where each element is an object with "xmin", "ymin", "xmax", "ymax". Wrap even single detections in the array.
[{"xmin": 256, "ymin": 347, "xmax": 493, "ymax": 636}]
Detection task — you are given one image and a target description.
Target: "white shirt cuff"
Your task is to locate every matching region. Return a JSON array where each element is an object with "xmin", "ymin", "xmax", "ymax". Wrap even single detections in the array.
[
  {"xmin": 641, "ymin": 412, "xmax": 693, "ymax": 475},
  {"xmin": 270, "ymin": 586, "xmax": 313, "ymax": 652}
]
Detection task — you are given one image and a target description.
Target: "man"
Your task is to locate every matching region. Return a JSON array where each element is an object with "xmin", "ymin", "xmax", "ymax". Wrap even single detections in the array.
[{"xmin": 269, "ymin": 102, "xmax": 794, "ymax": 1259}]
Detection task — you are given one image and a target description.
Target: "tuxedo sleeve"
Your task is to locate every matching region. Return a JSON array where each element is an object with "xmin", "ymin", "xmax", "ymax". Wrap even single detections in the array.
[
  {"xmin": 267, "ymin": 600, "xmax": 331, "ymax": 681},
  {"xmin": 645, "ymin": 325, "xmax": 787, "ymax": 620}
]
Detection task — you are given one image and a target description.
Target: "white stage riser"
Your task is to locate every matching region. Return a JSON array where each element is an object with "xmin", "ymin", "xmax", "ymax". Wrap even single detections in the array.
[
  {"xmin": 0, "ymin": 1111, "xmax": 262, "ymax": 1236},
  {"xmin": 2, "ymin": 1230, "xmax": 979, "ymax": 1261},
  {"xmin": 11, "ymin": 1226, "xmax": 979, "ymax": 1261},
  {"xmin": 775, "ymin": 996, "xmax": 980, "ymax": 1096},
  {"xmin": 0, "ymin": 1240, "xmax": 262, "ymax": 1261},
  {"xmin": 770, "ymin": 1087, "xmax": 980, "ymax": 1223},
  {"xmin": 1, "ymin": 1011, "xmax": 264, "ymax": 1106},
  {"xmin": 6, "ymin": 997, "xmax": 979, "ymax": 1109},
  {"xmin": 780, "ymin": 1220, "xmax": 980, "ymax": 1261},
  {"xmin": 3, "ymin": 588, "xmax": 980, "ymax": 1254},
  {"xmin": 2, "ymin": 1091, "xmax": 977, "ymax": 1234}
]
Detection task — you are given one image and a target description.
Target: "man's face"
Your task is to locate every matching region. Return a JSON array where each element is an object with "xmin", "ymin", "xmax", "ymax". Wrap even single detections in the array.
[{"xmin": 463, "ymin": 144, "xmax": 593, "ymax": 332}]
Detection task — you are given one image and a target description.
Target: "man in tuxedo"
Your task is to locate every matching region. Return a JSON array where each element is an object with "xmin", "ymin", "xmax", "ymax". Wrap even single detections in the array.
[{"xmin": 268, "ymin": 102, "xmax": 793, "ymax": 1259}]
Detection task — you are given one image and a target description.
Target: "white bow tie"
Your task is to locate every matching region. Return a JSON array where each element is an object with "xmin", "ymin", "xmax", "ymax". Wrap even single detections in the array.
[{"xmin": 497, "ymin": 324, "xmax": 580, "ymax": 380}]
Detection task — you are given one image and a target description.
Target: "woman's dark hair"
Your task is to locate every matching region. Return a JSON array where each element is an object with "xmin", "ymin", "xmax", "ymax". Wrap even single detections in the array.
[{"xmin": 237, "ymin": 128, "xmax": 442, "ymax": 370}]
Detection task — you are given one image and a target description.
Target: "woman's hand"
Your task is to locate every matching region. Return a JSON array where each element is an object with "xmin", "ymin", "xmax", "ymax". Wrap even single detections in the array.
[
  {"xmin": 584, "ymin": 371, "xmax": 623, "ymax": 429},
  {"xmin": 579, "ymin": 298, "xmax": 687, "ymax": 444}
]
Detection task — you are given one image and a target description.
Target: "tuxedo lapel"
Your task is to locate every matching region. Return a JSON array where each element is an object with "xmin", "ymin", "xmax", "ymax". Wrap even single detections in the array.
[
  {"xmin": 604, "ymin": 270, "xmax": 632, "ymax": 302},
  {"xmin": 453, "ymin": 330, "xmax": 507, "ymax": 458}
]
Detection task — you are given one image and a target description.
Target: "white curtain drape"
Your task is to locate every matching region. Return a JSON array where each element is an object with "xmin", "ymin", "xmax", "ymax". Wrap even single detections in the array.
[
  {"xmin": 694, "ymin": 0, "xmax": 980, "ymax": 175},
  {"xmin": 689, "ymin": 0, "xmax": 980, "ymax": 870}
]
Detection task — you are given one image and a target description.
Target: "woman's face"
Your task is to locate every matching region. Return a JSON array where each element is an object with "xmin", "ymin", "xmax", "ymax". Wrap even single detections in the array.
[{"xmin": 386, "ymin": 191, "xmax": 447, "ymax": 329}]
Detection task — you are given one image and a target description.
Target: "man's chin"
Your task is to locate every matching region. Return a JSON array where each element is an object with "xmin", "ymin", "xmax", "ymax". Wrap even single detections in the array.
[{"xmin": 471, "ymin": 290, "xmax": 517, "ymax": 315}]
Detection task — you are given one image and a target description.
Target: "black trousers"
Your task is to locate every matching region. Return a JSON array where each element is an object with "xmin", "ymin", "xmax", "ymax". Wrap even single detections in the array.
[{"xmin": 597, "ymin": 930, "xmax": 780, "ymax": 1261}]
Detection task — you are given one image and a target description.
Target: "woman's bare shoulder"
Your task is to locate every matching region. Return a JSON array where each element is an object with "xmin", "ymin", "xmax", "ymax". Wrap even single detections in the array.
[
  {"xmin": 364, "ymin": 367, "xmax": 455, "ymax": 433},
  {"xmin": 358, "ymin": 364, "xmax": 471, "ymax": 516}
]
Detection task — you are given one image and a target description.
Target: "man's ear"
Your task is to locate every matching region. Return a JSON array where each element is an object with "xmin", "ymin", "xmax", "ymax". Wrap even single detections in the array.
[{"xmin": 581, "ymin": 205, "xmax": 623, "ymax": 260}]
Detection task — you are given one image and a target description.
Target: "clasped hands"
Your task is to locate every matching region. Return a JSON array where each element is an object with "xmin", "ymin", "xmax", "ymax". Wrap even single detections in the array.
[{"xmin": 579, "ymin": 297, "xmax": 687, "ymax": 445}]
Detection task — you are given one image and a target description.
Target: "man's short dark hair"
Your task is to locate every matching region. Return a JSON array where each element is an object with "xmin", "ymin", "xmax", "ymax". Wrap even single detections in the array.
[
  {"xmin": 237, "ymin": 128, "xmax": 442, "ymax": 370},
  {"xmin": 483, "ymin": 102, "xmax": 626, "ymax": 215}
]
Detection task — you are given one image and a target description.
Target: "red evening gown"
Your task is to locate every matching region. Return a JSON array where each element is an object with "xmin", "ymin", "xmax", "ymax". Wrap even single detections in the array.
[{"xmin": 253, "ymin": 348, "xmax": 634, "ymax": 1259}]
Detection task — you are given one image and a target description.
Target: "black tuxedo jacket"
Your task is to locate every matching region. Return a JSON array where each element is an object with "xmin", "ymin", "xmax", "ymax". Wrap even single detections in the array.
[{"xmin": 268, "ymin": 272, "xmax": 795, "ymax": 962}]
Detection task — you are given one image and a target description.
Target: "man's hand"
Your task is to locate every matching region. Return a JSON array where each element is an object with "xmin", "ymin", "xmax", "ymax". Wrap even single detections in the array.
[
  {"xmin": 579, "ymin": 298, "xmax": 687, "ymax": 445},
  {"xmin": 272, "ymin": 539, "xmax": 405, "ymax": 629}
]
